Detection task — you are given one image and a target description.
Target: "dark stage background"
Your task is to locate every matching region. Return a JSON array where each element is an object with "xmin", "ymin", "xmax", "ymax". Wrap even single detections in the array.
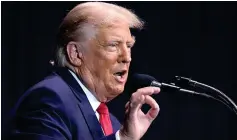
[{"xmin": 2, "ymin": 1, "xmax": 237, "ymax": 140}]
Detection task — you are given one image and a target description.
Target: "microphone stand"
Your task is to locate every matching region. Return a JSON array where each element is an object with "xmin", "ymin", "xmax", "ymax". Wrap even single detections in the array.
[{"xmin": 174, "ymin": 76, "xmax": 237, "ymax": 116}]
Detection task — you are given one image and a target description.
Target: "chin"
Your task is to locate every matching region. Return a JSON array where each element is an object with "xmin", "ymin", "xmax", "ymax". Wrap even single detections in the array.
[
  {"xmin": 115, "ymin": 84, "xmax": 125, "ymax": 93},
  {"xmin": 109, "ymin": 86, "xmax": 124, "ymax": 97}
]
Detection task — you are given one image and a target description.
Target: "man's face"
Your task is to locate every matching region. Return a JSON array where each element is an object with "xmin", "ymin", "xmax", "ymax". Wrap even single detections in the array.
[{"xmin": 81, "ymin": 23, "xmax": 135, "ymax": 101}]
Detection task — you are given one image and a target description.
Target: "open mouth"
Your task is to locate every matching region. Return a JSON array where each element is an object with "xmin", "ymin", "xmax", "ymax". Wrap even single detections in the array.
[
  {"xmin": 113, "ymin": 70, "xmax": 127, "ymax": 83},
  {"xmin": 114, "ymin": 70, "xmax": 126, "ymax": 77}
]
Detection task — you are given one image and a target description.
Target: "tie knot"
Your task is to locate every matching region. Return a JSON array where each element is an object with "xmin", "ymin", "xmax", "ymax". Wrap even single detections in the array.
[{"xmin": 97, "ymin": 103, "xmax": 109, "ymax": 114}]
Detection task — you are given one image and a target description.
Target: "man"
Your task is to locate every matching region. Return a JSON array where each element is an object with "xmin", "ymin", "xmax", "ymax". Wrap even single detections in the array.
[{"xmin": 10, "ymin": 2, "xmax": 161, "ymax": 140}]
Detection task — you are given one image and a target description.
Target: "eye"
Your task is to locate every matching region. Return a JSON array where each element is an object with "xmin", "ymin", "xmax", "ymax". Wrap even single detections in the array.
[
  {"xmin": 127, "ymin": 44, "xmax": 134, "ymax": 49},
  {"xmin": 106, "ymin": 42, "xmax": 119, "ymax": 52},
  {"xmin": 109, "ymin": 42, "xmax": 119, "ymax": 47}
]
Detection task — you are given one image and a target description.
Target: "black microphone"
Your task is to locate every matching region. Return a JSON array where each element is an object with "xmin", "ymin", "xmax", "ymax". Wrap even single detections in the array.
[{"xmin": 132, "ymin": 73, "xmax": 211, "ymax": 97}]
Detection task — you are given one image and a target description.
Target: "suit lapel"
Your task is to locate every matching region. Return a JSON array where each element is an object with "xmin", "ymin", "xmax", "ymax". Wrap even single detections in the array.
[
  {"xmin": 78, "ymin": 100, "xmax": 104, "ymax": 139},
  {"xmin": 53, "ymin": 67, "xmax": 104, "ymax": 139},
  {"xmin": 110, "ymin": 114, "xmax": 121, "ymax": 133}
]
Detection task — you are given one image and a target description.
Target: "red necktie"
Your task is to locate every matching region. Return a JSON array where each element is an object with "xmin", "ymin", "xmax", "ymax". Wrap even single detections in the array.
[{"xmin": 97, "ymin": 103, "xmax": 113, "ymax": 136}]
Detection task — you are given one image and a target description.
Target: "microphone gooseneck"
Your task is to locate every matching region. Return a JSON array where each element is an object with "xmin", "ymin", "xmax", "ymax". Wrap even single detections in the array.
[
  {"xmin": 174, "ymin": 76, "xmax": 237, "ymax": 115},
  {"xmin": 132, "ymin": 73, "xmax": 237, "ymax": 115}
]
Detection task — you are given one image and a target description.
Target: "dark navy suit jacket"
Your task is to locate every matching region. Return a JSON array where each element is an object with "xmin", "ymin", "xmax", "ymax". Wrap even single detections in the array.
[{"xmin": 10, "ymin": 67, "xmax": 121, "ymax": 140}]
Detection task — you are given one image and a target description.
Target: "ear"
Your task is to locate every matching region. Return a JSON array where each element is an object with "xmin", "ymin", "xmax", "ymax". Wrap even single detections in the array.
[{"xmin": 66, "ymin": 41, "xmax": 83, "ymax": 67}]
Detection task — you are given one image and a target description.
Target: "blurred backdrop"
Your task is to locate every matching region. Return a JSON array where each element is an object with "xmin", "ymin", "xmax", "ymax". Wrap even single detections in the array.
[{"xmin": 2, "ymin": 1, "xmax": 237, "ymax": 140}]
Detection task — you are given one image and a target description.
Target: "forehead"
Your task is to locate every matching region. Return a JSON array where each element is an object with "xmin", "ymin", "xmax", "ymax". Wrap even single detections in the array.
[{"xmin": 96, "ymin": 23, "xmax": 135, "ymax": 43}]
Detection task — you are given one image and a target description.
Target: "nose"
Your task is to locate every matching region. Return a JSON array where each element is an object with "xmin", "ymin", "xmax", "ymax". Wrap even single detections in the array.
[{"xmin": 118, "ymin": 45, "xmax": 132, "ymax": 64}]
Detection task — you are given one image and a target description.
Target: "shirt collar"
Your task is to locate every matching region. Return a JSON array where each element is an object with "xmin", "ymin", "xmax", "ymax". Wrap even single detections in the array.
[{"xmin": 68, "ymin": 69, "xmax": 100, "ymax": 112}]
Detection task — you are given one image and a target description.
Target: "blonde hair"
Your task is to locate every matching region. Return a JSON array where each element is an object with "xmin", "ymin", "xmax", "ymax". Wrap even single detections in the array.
[{"xmin": 55, "ymin": 2, "xmax": 144, "ymax": 67}]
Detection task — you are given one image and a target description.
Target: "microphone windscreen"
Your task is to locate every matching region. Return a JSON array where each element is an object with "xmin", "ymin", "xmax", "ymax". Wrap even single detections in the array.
[{"xmin": 131, "ymin": 73, "xmax": 157, "ymax": 89}]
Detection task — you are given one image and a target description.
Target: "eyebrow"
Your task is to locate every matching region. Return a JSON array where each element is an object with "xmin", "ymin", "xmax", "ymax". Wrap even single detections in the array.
[{"xmin": 109, "ymin": 35, "xmax": 135, "ymax": 44}]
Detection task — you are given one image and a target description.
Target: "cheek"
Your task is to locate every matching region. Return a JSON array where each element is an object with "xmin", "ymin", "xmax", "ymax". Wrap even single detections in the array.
[
  {"xmin": 86, "ymin": 48, "xmax": 115, "ymax": 68},
  {"xmin": 99, "ymin": 53, "xmax": 118, "ymax": 72},
  {"xmin": 88, "ymin": 55, "xmax": 118, "ymax": 85}
]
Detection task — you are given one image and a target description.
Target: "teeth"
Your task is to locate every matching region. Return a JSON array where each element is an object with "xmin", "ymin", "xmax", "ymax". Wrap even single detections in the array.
[
  {"xmin": 115, "ymin": 74, "xmax": 121, "ymax": 77},
  {"xmin": 116, "ymin": 75, "xmax": 122, "ymax": 78}
]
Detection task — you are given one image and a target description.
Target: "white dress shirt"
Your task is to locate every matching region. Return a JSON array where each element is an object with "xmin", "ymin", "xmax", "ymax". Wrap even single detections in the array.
[{"xmin": 68, "ymin": 70, "xmax": 120, "ymax": 140}]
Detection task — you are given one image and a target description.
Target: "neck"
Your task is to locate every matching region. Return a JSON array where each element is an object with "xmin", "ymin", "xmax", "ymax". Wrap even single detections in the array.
[{"xmin": 72, "ymin": 66, "xmax": 108, "ymax": 102}]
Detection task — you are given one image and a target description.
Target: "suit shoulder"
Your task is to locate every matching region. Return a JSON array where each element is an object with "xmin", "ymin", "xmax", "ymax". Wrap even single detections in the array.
[
  {"xmin": 33, "ymin": 72, "xmax": 71, "ymax": 95},
  {"xmin": 14, "ymin": 73, "xmax": 76, "ymax": 115}
]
